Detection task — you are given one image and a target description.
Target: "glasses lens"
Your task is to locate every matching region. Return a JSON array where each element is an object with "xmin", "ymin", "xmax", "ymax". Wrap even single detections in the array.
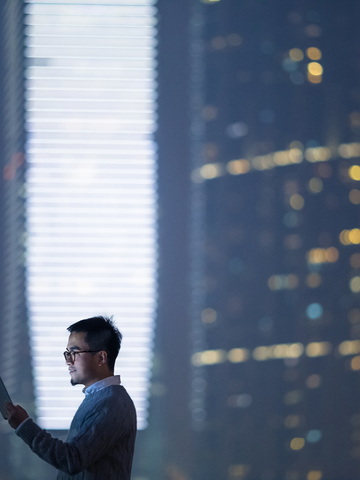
[{"xmin": 64, "ymin": 351, "xmax": 74, "ymax": 361}]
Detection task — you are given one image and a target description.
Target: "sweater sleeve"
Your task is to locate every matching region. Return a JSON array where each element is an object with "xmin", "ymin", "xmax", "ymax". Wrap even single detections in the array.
[{"xmin": 16, "ymin": 392, "xmax": 136, "ymax": 476}]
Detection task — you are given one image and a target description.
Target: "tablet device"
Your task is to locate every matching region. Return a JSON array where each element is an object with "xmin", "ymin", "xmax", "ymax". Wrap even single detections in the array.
[{"xmin": 0, "ymin": 376, "xmax": 12, "ymax": 420}]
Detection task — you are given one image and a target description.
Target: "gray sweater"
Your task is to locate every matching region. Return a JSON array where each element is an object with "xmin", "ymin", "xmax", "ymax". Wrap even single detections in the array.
[{"xmin": 16, "ymin": 385, "xmax": 137, "ymax": 480}]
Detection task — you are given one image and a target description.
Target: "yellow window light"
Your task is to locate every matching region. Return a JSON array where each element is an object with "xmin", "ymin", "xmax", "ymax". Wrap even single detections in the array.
[
  {"xmin": 349, "ymin": 165, "xmax": 360, "ymax": 181},
  {"xmin": 287, "ymin": 343, "xmax": 304, "ymax": 358},
  {"xmin": 307, "ymin": 471, "xmax": 323, "ymax": 480},
  {"xmin": 192, "ymin": 349, "xmax": 227, "ymax": 366},
  {"xmin": 227, "ymin": 159, "xmax": 250, "ymax": 175},
  {"xmin": 253, "ymin": 346, "xmax": 272, "ymax": 361},
  {"xmin": 340, "ymin": 230, "xmax": 351, "ymax": 245},
  {"xmin": 349, "ymin": 229, "xmax": 360, "ymax": 244},
  {"xmin": 290, "ymin": 194, "xmax": 305, "ymax": 210},
  {"xmin": 290, "ymin": 437, "xmax": 305, "ymax": 450},
  {"xmin": 338, "ymin": 340, "xmax": 360, "ymax": 356},
  {"xmin": 350, "ymin": 276, "xmax": 360, "ymax": 293},
  {"xmin": 228, "ymin": 348, "xmax": 250, "ymax": 363},
  {"xmin": 306, "ymin": 47, "xmax": 322, "ymax": 60},
  {"xmin": 339, "ymin": 229, "xmax": 360, "ymax": 246},
  {"xmin": 325, "ymin": 247, "xmax": 339, "ymax": 262},
  {"xmin": 308, "ymin": 62, "xmax": 323, "ymax": 76},
  {"xmin": 339, "ymin": 143, "xmax": 360, "ymax": 159},
  {"xmin": 200, "ymin": 163, "xmax": 224, "ymax": 180},
  {"xmin": 306, "ymin": 342, "xmax": 332, "ymax": 357},
  {"xmin": 349, "ymin": 189, "xmax": 360, "ymax": 204},
  {"xmin": 307, "ymin": 72, "xmax": 322, "ymax": 84},
  {"xmin": 305, "ymin": 147, "xmax": 331, "ymax": 162}
]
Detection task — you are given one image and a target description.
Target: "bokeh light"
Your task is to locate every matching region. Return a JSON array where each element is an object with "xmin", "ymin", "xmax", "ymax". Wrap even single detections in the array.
[
  {"xmin": 349, "ymin": 189, "xmax": 360, "ymax": 204},
  {"xmin": 350, "ymin": 276, "xmax": 360, "ymax": 293},
  {"xmin": 306, "ymin": 303, "xmax": 323, "ymax": 319},
  {"xmin": 290, "ymin": 437, "xmax": 305, "ymax": 450},
  {"xmin": 289, "ymin": 48, "xmax": 304, "ymax": 61},
  {"xmin": 306, "ymin": 47, "xmax": 322, "ymax": 60}
]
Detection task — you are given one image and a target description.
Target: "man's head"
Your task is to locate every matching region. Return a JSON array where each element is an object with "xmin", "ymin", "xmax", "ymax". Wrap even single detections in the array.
[{"xmin": 65, "ymin": 316, "xmax": 122, "ymax": 388}]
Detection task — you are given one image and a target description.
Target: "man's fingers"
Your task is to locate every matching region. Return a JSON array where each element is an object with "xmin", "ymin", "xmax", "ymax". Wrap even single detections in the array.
[
  {"xmin": 4, "ymin": 401, "xmax": 15, "ymax": 412},
  {"xmin": 4, "ymin": 402, "xmax": 20, "ymax": 420}
]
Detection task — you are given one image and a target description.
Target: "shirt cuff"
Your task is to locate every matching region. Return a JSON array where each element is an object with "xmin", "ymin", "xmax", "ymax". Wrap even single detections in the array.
[{"xmin": 15, "ymin": 417, "xmax": 31, "ymax": 434}]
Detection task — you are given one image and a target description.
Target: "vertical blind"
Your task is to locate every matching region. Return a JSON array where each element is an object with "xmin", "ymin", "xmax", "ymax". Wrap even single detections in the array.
[{"xmin": 24, "ymin": 0, "xmax": 158, "ymax": 430}]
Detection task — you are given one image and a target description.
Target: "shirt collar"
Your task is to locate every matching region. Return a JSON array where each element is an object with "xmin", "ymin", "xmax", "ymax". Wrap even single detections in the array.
[{"xmin": 83, "ymin": 375, "xmax": 121, "ymax": 395}]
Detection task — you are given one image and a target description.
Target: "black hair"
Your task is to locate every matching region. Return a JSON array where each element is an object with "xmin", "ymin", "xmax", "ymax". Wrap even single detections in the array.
[{"xmin": 67, "ymin": 316, "xmax": 122, "ymax": 371}]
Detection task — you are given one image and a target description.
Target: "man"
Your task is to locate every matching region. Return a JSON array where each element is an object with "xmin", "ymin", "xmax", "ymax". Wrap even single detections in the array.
[{"xmin": 5, "ymin": 316, "xmax": 137, "ymax": 480}]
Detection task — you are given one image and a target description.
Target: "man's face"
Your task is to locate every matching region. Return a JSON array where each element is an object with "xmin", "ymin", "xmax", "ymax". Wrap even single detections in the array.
[{"xmin": 65, "ymin": 331, "xmax": 99, "ymax": 388}]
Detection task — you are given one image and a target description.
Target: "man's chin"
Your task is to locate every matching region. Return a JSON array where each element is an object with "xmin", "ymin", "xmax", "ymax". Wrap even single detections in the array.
[{"xmin": 70, "ymin": 378, "xmax": 79, "ymax": 386}]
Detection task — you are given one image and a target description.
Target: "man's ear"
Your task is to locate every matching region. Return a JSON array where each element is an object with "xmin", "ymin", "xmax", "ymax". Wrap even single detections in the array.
[{"xmin": 98, "ymin": 351, "xmax": 108, "ymax": 366}]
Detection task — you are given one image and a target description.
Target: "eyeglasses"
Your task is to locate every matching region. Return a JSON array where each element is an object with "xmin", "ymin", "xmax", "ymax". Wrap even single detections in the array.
[{"xmin": 63, "ymin": 350, "xmax": 100, "ymax": 362}]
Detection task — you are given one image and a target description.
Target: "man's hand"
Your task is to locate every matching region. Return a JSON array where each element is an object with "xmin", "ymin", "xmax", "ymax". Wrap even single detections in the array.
[{"xmin": 4, "ymin": 402, "xmax": 29, "ymax": 430}]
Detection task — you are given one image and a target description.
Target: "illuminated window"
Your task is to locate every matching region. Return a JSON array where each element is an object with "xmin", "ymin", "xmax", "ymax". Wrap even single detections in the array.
[
  {"xmin": 200, "ymin": 163, "xmax": 224, "ymax": 179},
  {"xmin": 228, "ymin": 348, "xmax": 250, "ymax": 363},
  {"xmin": 290, "ymin": 437, "xmax": 305, "ymax": 450},
  {"xmin": 349, "ymin": 189, "xmax": 360, "ymax": 204},
  {"xmin": 306, "ymin": 342, "xmax": 332, "ymax": 357},
  {"xmin": 349, "ymin": 165, "xmax": 360, "ymax": 181},
  {"xmin": 307, "ymin": 72, "xmax": 322, "ymax": 84},
  {"xmin": 192, "ymin": 349, "xmax": 227, "ymax": 366},
  {"xmin": 290, "ymin": 194, "xmax": 304, "ymax": 210},
  {"xmin": 308, "ymin": 177, "xmax": 323, "ymax": 193},
  {"xmin": 201, "ymin": 308, "xmax": 217, "ymax": 324},
  {"xmin": 338, "ymin": 340, "xmax": 360, "ymax": 356},
  {"xmin": 351, "ymin": 356, "xmax": 360, "ymax": 371},
  {"xmin": 289, "ymin": 48, "xmax": 304, "ymax": 61},
  {"xmin": 227, "ymin": 159, "xmax": 250, "ymax": 175},
  {"xmin": 307, "ymin": 247, "xmax": 339, "ymax": 264},
  {"xmin": 306, "ymin": 47, "xmax": 322, "ymax": 60},
  {"xmin": 24, "ymin": 0, "xmax": 158, "ymax": 430},
  {"xmin": 307, "ymin": 471, "xmax": 323, "ymax": 480},
  {"xmin": 350, "ymin": 276, "xmax": 360, "ymax": 293},
  {"xmin": 340, "ymin": 229, "xmax": 360, "ymax": 245},
  {"xmin": 306, "ymin": 303, "xmax": 323, "ymax": 320}
]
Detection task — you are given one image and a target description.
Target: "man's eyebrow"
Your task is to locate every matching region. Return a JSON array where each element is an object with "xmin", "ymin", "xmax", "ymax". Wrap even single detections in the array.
[{"xmin": 66, "ymin": 346, "xmax": 80, "ymax": 351}]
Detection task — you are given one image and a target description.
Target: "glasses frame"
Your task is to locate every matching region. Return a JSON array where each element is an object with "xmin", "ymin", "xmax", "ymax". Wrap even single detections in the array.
[{"xmin": 63, "ymin": 349, "xmax": 100, "ymax": 362}]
